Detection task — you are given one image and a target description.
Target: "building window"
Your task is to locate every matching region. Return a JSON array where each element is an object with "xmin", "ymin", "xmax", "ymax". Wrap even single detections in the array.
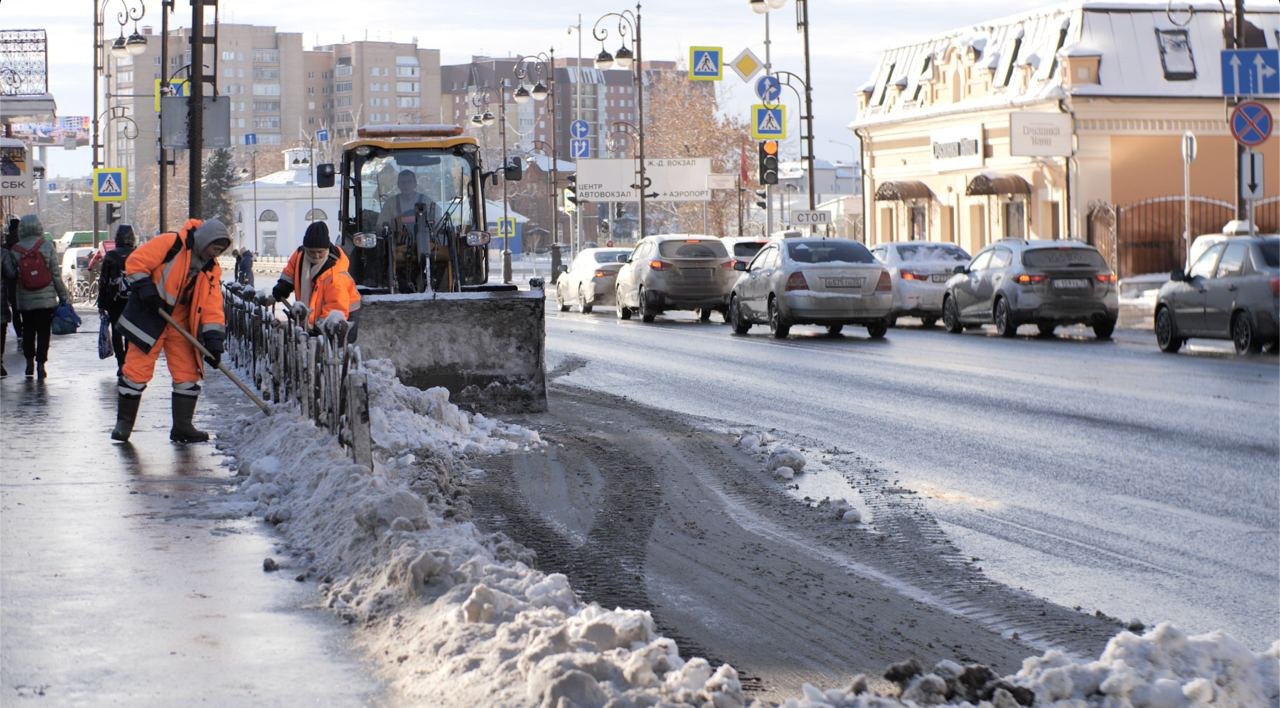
[
  {"xmin": 221, "ymin": 50, "xmax": 236, "ymax": 61},
  {"xmin": 397, "ymin": 96, "xmax": 421, "ymax": 108},
  {"xmin": 910, "ymin": 206, "xmax": 927, "ymax": 239},
  {"xmin": 335, "ymin": 82, "xmax": 352, "ymax": 93},
  {"xmin": 253, "ymin": 116, "xmax": 281, "ymax": 129},
  {"xmin": 396, "ymin": 81, "xmax": 419, "ymax": 93},
  {"xmin": 253, "ymin": 100, "xmax": 280, "ymax": 112},
  {"xmin": 1002, "ymin": 32, "xmax": 1024, "ymax": 87},
  {"xmin": 253, "ymin": 67, "xmax": 280, "ymax": 80},
  {"xmin": 397, "ymin": 65, "xmax": 419, "ymax": 78},
  {"xmin": 1003, "ymin": 200, "xmax": 1026, "ymax": 238},
  {"xmin": 1155, "ymin": 29, "xmax": 1196, "ymax": 81},
  {"xmin": 305, "ymin": 208, "xmax": 328, "ymax": 221},
  {"xmin": 253, "ymin": 49, "xmax": 279, "ymax": 64},
  {"xmin": 259, "ymin": 209, "xmax": 279, "ymax": 222},
  {"xmin": 253, "ymin": 83, "xmax": 281, "ymax": 96}
]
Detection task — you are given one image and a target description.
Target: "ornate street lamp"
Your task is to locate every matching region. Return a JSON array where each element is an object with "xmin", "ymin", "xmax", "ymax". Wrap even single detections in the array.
[
  {"xmin": 513, "ymin": 51, "xmax": 559, "ymax": 251},
  {"xmin": 94, "ymin": 0, "xmax": 147, "ymax": 245},
  {"xmin": 593, "ymin": 4, "xmax": 648, "ymax": 239}
]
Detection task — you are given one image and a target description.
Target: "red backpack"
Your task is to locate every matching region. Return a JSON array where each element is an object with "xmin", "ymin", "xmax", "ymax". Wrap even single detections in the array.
[{"xmin": 12, "ymin": 242, "xmax": 53, "ymax": 291}]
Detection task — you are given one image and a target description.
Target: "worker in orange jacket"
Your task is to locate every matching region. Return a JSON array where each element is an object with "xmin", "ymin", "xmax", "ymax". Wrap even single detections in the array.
[
  {"xmin": 271, "ymin": 221, "xmax": 361, "ymax": 335},
  {"xmin": 113, "ymin": 218, "xmax": 231, "ymax": 443}
]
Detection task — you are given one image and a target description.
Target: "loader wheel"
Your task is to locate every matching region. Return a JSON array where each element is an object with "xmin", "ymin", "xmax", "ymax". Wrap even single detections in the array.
[
  {"xmin": 616, "ymin": 288, "xmax": 632, "ymax": 320},
  {"xmin": 579, "ymin": 287, "xmax": 593, "ymax": 314}
]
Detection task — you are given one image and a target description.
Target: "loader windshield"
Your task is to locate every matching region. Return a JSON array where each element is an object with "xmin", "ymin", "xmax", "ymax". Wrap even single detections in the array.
[{"xmin": 358, "ymin": 150, "xmax": 476, "ymax": 233}]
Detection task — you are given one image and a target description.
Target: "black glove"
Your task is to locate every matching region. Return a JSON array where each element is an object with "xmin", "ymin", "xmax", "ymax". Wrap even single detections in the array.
[
  {"xmin": 134, "ymin": 279, "xmax": 163, "ymax": 312},
  {"xmin": 200, "ymin": 330, "xmax": 225, "ymax": 368},
  {"xmin": 272, "ymin": 282, "xmax": 292, "ymax": 302}
]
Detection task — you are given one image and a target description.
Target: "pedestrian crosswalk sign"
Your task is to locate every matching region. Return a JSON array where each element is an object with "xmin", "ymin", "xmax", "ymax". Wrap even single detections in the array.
[
  {"xmin": 93, "ymin": 168, "xmax": 127, "ymax": 202},
  {"xmin": 689, "ymin": 47, "xmax": 723, "ymax": 81},
  {"xmin": 496, "ymin": 217, "xmax": 517, "ymax": 238},
  {"xmin": 751, "ymin": 104, "xmax": 786, "ymax": 140}
]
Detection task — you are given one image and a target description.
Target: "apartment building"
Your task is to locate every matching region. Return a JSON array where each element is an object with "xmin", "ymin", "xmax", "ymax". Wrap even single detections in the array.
[{"xmin": 326, "ymin": 41, "xmax": 442, "ymax": 141}]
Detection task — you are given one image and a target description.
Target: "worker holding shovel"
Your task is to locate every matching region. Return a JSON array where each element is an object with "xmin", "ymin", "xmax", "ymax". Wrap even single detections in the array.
[{"xmin": 112, "ymin": 218, "xmax": 231, "ymax": 443}]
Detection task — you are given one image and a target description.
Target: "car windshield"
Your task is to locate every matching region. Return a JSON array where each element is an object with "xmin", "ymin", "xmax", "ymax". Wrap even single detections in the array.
[
  {"xmin": 658, "ymin": 240, "xmax": 728, "ymax": 258},
  {"xmin": 895, "ymin": 243, "xmax": 969, "ymax": 262},
  {"xmin": 1022, "ymin": 248, "xmax": 1107, "ymax": 269},
  {"xmin": 593, "ymin": 249, "xmax": 630, "ymax": 263},
  {"xmin": 786, "ymin": 240, "xmax": 875, "ymax": 264},
  {"xmin": 1259, "ymin": 238, "xmax": 1279, "ymax": 268},
  {"xmin": 732, "ymin": 242, "xmax": 766, "ymax": 258}
]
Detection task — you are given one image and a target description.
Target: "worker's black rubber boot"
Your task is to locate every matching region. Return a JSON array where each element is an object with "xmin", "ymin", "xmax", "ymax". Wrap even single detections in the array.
[
  {"xmin": 169, "ymin": 393, "xmax": 209, "ymax": 443},
  {"xmin": 111, "ymin": 394, "xmax": 142, "ymax": 442}
]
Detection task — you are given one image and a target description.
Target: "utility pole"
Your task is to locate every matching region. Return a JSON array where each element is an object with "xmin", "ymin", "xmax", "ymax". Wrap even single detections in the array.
[
  {"xmin": 763, "ymin": 12, "xmax": 773, "ymax": 237},
  {"xmin": 1232, "ymin": 0, "xmax": 1246, "ymax": 222},
  {"xmin": 799, "ymin": 0, "xmax": 816, "ymax": 212},
  {"xmin": 158, "ymin": 0, "xmax": 170, "ymax": 232},
  {"xmin": 188, "ymin": 0, "xmax": 204, "ymax": 219}
]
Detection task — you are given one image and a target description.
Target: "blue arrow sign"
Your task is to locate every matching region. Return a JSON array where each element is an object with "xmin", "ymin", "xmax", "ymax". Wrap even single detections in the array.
[
  {"xmin": 570, "ymin": 138, "xmax": 590, "ymax": 159},
  {"xmin": 755, "ymin": 75, "xmax": 781, "ymax": 102},
  {"xmin": 244, "ymin": 132, "xmax": 258, "ymax": 146},
  {"xmin": 570, "ymin": 119, "xmax": 590, "ymax": 139},
  {"xmin": 46, "ymin": 181, "xmax": 57, "ymax": 192},
  {"xmin": 317, "ymin": 129, "xmax": 329, "ymax": 143},
  {"xmin": 1221, "ymin": 49, "xmax": 1280, "ymax": 97}
]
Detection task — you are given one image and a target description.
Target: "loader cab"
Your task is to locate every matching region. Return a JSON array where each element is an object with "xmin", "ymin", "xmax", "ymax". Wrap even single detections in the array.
[{"xmin": 327, "ymin": 125, "xmax": 498, "ymax": 294}]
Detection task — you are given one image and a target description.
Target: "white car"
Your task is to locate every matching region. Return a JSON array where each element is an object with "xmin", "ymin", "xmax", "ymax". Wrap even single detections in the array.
[
  {"xmin": 555, "ymin": 247, "xmax": 630, "ymax": 313},
  {"xmin": 871, "ymin": 241, "xmax": 970, "ymax": 327},
  {"xmin": 721, "ymin": 236, "xmax": 769, "ymax": 266},
  {"xmin": 60, "ymin": 246, "xmax": 95, "ymax": 291}
]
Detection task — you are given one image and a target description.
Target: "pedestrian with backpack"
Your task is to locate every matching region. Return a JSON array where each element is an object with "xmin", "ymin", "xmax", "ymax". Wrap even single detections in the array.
[
  {"xmin": 5, "ymin": 215, "xmax": 69, "ymax": 379},
  {"xmin": 97, "ymin": 223, "xmax": 137, "ymax": 374},
  {"xmin": 112, "ymin": 218, "xmax": 230, "ymax": 443}
]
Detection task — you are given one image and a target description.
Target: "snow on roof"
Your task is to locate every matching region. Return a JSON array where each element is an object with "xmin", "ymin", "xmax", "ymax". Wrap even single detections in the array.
[{"xmin": 852, "ymin": 1, "xmax": 1280, "ymax": 129}]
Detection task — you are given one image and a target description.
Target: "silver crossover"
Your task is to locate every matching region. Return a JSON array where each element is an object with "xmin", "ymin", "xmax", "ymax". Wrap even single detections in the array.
[
  {"xmin": 555, "ymin": 247, "xmax": 630, "ymax": 313},
  {"xmin": 727, "ymin": 238, "xmax": 893, "ymax": 338},
  {"xmin": 615, "ymin": 235, "xmax": 738, "ymax": 323}
]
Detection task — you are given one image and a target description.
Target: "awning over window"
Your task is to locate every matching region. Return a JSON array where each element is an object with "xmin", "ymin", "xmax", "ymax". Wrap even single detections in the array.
[
  {"xmin": 966, "ymin": 173, "xmax": 1032, "ymax": 196},
  {"xmin": 874, "ymin": 180, "xmax": 934, "ymax": 201}
]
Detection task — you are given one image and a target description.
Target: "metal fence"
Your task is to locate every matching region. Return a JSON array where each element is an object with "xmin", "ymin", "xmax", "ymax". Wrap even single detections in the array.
[{"xmin": 221, "ymin": 283, "xmax": 372, "ymax": 468}]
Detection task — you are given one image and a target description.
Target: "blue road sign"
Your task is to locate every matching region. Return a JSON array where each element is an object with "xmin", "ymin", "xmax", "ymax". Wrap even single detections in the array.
[
  {"xmin": 751, "ymin": 104, "xmax": 786, "ymax": 140},
  {"xmin": 1231, "ymin": 101, "xmax": 1273, "ymax": 147},
  {"xmin": 46, "ymin": 181, "xmax": 57, "ymax": 192},
  {"xmin": 755, "ymin": 75, "xmax": 781, "ymax": 102},
  {"xmin": 570, "ymin": 119, "xmax": 590, "ymax": 139},
  {"xmin": 244, "ymin": 132, "xmax": 258, "ymax": 146},
  {"xmin": 570, "ymin": 138, "xmax": 590, "ymax": 159},
  {"xmin": 93, "ymin": 168, "xmax": 127, "ymax": 202},
  {"xmin": 689, "ymin": 47, "xmax": 723, "ymax": 81},
  {"xmin": 1221, "ymin": 49, "xmax": 1280, "ymax": 97},
  {"xmin": 317, "ymin": 129, "xmax": 329, "ymax": 143}
]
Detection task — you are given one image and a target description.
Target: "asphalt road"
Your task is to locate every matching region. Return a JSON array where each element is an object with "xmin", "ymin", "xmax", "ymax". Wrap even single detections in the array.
[{"xmin": 542, "ymin": 307, "xmax": 1280, "ymax": 652}]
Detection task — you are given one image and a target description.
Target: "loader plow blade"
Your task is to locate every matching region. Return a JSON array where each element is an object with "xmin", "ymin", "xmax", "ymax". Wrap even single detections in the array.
[{"xmin": 355, "ymin": 290, "xmax": 547, "ymax": 413}]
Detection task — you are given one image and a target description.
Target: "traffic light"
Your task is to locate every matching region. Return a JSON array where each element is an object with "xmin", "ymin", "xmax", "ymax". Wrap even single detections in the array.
[
  {"xmin": 566, "ymin": 175, "xmax": 578, "ymax": 205},
  {"xmin": 106, "ymin": 203, "xmax": 122, "ymax": 225},
  {"xmin": 758, "ymin": 140, "xmax": 779, "ymax": 185},
  {"xmin": 754, "ymin": 190, "xmax": 767, "ymax": 210},
  {"xmin": 614, "ymin": 203, "xmax": 624, "ymax": 219}
]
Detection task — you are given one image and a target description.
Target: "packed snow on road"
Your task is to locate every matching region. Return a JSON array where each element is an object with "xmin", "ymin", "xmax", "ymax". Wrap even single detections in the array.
[{"xmin": 211, "ymin": 362, "xmax": 1279, "ymax": 706}]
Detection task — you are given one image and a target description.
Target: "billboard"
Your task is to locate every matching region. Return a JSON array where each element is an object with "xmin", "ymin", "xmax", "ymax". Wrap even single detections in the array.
[
  {"xmin": 0, "ymin": 138, "xmax": 33, "ymax": 198},
  {"xmin": 9, "ymin": 116, "xmax": 91, "ymax": 147}
]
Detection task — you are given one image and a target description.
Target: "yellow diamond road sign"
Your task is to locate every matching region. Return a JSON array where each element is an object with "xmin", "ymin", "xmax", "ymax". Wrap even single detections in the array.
[{"xmin": 730, "ymin": 48, "xmax": 763, "ymax": 82}]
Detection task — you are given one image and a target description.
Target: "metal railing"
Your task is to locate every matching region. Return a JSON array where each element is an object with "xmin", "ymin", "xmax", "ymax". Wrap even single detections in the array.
[{"xmin": 222, "ymin": 283, "xmax": 373, "ymax": 468}]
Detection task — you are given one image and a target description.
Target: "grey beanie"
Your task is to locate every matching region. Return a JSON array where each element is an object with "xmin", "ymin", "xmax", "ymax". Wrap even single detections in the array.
[
  {"xmin": 17, "ymin": 214, "xmax": 43, "ymax": 239},
  {"xmin": 192, "ymin": 218, "xmax": 231, "ymax": 253}
]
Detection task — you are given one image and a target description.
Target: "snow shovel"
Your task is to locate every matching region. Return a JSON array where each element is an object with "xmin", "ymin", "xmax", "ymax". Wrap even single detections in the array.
[{"xmin": 158, "ymin": 309, "xmax": 271, "ymax": 415}]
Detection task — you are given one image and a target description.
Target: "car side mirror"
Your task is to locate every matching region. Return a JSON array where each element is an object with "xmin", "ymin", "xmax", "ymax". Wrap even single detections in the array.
[
  {"xmin": 316, "ymin": 163, "xmax": 335, "ymax": 189},
  {"xmin": 733, "ymin": 261, "xmax": 747, "ymax": 271},
  {"xmin": 953, "ymin": 265, "xmax": 968, "ymax": 275}
]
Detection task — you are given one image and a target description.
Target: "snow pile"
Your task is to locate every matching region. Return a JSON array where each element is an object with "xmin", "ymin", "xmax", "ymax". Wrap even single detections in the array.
[
  {"xmin": 224, "ymin": 360, "xmax": 748, "ymax": 707},
  {"xmin": 737, "ymin": 430, "xmax": 808, "ymax": 479}
]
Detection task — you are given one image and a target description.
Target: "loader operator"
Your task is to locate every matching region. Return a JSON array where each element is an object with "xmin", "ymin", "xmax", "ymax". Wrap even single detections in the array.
[
  {"xmin": 378, "ymin": 168, "xmax": 450, "ymax": 291},
  {"xmin": 271, "ymin": 221, "xmax": 361, "ymax": 337},
  {"xmin": 112, "ymin": 218, "xmax": 230, "ymax": 444}
]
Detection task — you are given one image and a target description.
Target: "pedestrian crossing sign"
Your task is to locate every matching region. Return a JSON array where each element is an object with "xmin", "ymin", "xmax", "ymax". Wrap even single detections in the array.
[
  {"xmin": 93, "ymin": 168, "xmax": 127, "ymax": 202},
  {"xmin": 689, "ymin": 47, "xmax": 723, "ymax": 81},
  {"xmin": 751, "ymin": 104, "xmax": 786, "ymax": 140},
  {"xmin": 496, "ymin": 217, "xmax": 517, "ymax": 238}
]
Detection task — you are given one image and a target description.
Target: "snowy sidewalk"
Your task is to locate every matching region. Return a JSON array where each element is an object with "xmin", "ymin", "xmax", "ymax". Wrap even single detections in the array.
[{"xmin": 0, "ymin": 310, "xmax": 383, "ymax": 705}]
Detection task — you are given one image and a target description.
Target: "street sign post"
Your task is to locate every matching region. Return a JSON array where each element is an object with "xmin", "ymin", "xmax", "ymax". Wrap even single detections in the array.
[
  {"xmin": 689, "ymin": 47, "xmax": 723, "ymax": 81},
  {"xmin": 790, "ymin": 210, "xmax": 831, "ymax": 226},
  {"xmin": 93, "ymin": 168, "xmax": 127, "ymax": 202},
  {"xmin": 1230, "ymin": 101, "xmax": 1273, "ymax": 147},
  {"xmin": 1221, "ymin": 48, "xmax": 1280, "ymax": 97},
  {"xmin": 317, "ymin": 129, "xmax": 329, "ymax": 143},
  {"xmin": 1181, "ymin": 131, "xmax": 1196, "ymax": 266},
  {"xmin": 751, "ymin": 104, "xmax": 786, "ymax": 140},
  {"xmin": 244, "ymin": 132, "xmax": 258, "ymax": 146},
  {"xmin": 729, "ymin": 48, "xmax": 763, "ymax": 82},
  {"xmin": 570, "ymin": 138, "xmax": 590, "ymax": 159},
  {"xmin": 755, "ymin": 75, "xmax": 781, "ymax": 103},
  {"xmin": 569, "ymin": 119, "xmax": 590, "ymax": 139}
]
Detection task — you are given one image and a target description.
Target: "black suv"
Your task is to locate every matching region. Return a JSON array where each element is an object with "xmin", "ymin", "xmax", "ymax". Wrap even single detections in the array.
[{"xmin": 941, "ymin": 239, "xmax": 1119, "ymax": 339}]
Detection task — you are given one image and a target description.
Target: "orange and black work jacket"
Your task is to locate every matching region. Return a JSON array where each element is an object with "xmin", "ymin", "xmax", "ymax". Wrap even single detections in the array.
[
  {"xmin": 277, "ymin": 245, "xmax": 361, "ymax": 328},
  {"xmin": 117, "ymin": 218, "xmax": 226, "ymax": 354}
]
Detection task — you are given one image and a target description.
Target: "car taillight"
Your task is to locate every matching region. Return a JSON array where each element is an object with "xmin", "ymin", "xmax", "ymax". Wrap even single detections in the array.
[
  {"xmin": 876, "ymin": 270, "xmax": 892, "ymax": 292},
  {"xmin": 901, "ymin": 270, "xmax": 929, "ymax": 281},
  {"xmin": 649, "ymin": 259, "xmax": 669, "ymax": 271},
  {"xmin": 1015, "ymin": 274, "xmax": 1047, "ymax": 284},
  {"xmin": 785, "ymin": 271, "xmax": 809, "ymax": 291},
  {"xmin": 593, "ymin": 269, "xmax": 612, "ymax": 278},
  {"xmin": 1096, "ymin": 273, "xmax": 1116, "ymax": 284},
  {"xmin": 720, "ymin": 260, "xmax": 736, "ymax": 270},
  {"xmin": 1272, "ymin": 277, "xmax": 1280, "ymax": 297}
]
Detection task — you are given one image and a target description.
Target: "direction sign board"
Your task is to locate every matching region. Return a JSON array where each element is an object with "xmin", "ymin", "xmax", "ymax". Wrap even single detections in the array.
[
  {"xmin": 689, "ymin": 47, "xmax": 723, "ymax": 81},
  {"xmin": 729, "ymin": 48, "xmax": 763, "ymax": 82},
  {"xmin": 317, "ymin": 129, "xmax": 329, "ymax": 143},
  {"xmin": 576, "ymin": 158, "xmax": 711, "ymax": 202},
  {"xmin": 570, "ymin": 138, "xmax": 590, "ymax": 159},
  {"xmin": 751, "ymin": 104, "xmax": 786, "ymax": 140},
  {"xmin": 1241, "ymin": 150, "xmax": 1265, "ymax": 201},
  {"xmin": 0, "ymin": 139, "xmax": 31, "ymax": 198},
  {"xmin": 161, "ymin": 95, "xmax": 232, "ymax": 149},
  {"xmin": 1221, "ymin": 49, "xmax": 1280, "ymax": 97},
  {"xmin": 244, "ymin": 132, "xmax": 258, "ymax": 146},
  {"xmin": 570, "ymin": 119, "xmax": 590, "ymax": 139},
  {"xmin": 791, "ymin": 210, "xmax": 832, "ymax": 226},
  {"xmin": 93, "ymin": 168, "xmax": 127, "ymax": 202},
  {"xmin": 755, "ymin": 75, "xmax": 781, "ymax": 102},
  {"xmin": 1230, "ymin": 101, "xmax": 1273, "ymax": 147}
]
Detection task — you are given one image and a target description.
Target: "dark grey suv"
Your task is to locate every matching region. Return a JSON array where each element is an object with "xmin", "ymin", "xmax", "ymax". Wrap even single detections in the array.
[{"xmin": 941, "ymin": 239, "xmax": 1119, "ymax": 339}]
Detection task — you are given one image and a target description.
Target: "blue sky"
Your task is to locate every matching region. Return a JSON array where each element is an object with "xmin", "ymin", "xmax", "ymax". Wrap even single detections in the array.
[{"xmin": 9, "ymin": 0, "xmax": 1020, "ymax": 177}]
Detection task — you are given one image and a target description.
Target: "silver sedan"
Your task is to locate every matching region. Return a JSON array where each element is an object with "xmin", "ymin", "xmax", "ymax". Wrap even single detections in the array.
[
  {"xmin": 871, "ymin": 241, "xmax": 970, "ymax": 327},
  {"xmin": 727, "ymin": 238, "xmax": 893, "ymax": 338},
  {"xmin": 556, "ymin": 248, "xmax": 630, "ymax": 313}
]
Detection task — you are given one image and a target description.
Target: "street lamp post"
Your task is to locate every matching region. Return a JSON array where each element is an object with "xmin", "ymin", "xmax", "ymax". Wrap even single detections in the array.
[
  {"xmin": 499, "ymin": 80, "xmax": 512, "ymax": 283},
  {"xmin": 513, "ymin": 51, "xmax": 558, "ymax": 251},
  {"xmin": 240, "ymin": 151, "xmax": 258, "ymax": 252},
  {"xmin": 593, "ymin": 4, "xmax": 647, "ymax": 240},
  {"xmin": 93, "ymin": 0, "xmax": 147, "ymax": 246},
  {"xmin": 751, "ymin": 0, "xmax": 816, "ymax": 213}
]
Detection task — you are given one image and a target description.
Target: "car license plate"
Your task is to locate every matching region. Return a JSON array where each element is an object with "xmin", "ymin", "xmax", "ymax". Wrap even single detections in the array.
[
  {"xmin": 930, "ymin": 273, "xmax": 948, "ymax": 283},
  {"xmin": 823, "ymin": 276, "xmax": 864, "ymax": 288},
  {"xmin": 682, "ymin": 268, "xmax": 712, "ymax": 279},
  {"xmin": 1053, "ymin": 278, "xmax": 1089, "ymax": 289}
]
